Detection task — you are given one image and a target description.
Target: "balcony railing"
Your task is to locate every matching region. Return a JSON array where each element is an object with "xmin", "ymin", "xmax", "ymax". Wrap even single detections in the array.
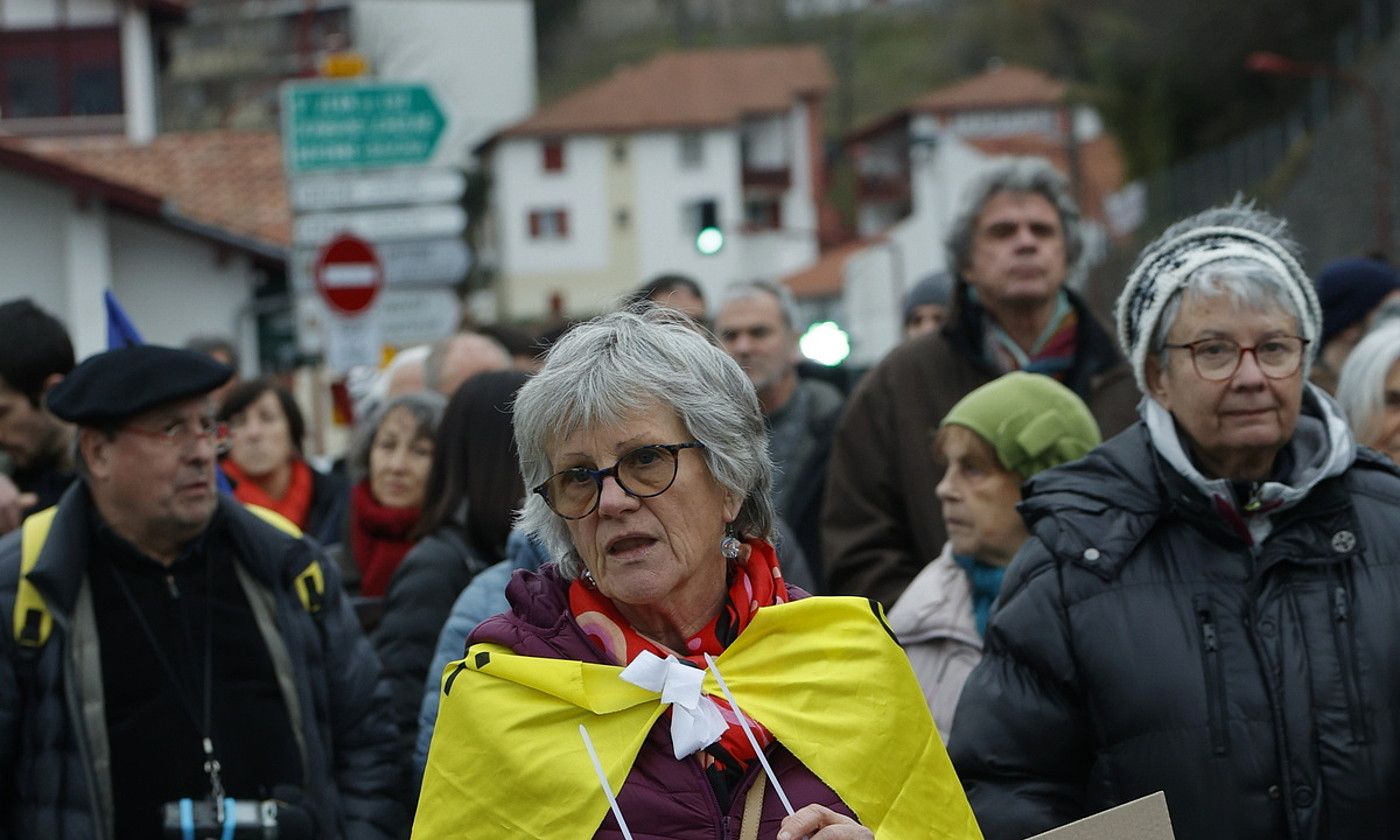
[
  {"xmin": 742, "ymin": 166, "xmax": 791, "ymax": 190},
  {"xmin": 856, "ymin": 172, "xmax": 910, "ymax": 203}
]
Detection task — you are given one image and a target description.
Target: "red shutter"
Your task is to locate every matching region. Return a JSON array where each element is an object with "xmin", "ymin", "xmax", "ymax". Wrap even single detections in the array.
[
  {"xmin": 543, "ymin": 139, "xmax": 564, "ymax": 172},
  {"xmin": 528, "ymin": 211, "xmax": 541, "ymax": 238},
  {"xmin": 557, "ymin": 210, "xmax": 569, "ymax": 238}
]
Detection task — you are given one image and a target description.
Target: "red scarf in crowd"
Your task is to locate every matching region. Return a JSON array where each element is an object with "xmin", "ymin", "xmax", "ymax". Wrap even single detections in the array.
[
  {"xmin": 568, "ymin": 539, "xmax": 789, "ymax": 785},
  {"xmin": 348, "ymin": 480, "xmax": 420, "ymax": 597},
  {"xmin": 222, "ymin": 458, "xmax": 315, "ymax": 530}
]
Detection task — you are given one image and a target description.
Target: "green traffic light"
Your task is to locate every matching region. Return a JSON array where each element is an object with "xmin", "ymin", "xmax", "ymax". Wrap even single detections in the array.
[{"xmin": 696, "ymin": 226, "xmax": 724, "ymax": 255}]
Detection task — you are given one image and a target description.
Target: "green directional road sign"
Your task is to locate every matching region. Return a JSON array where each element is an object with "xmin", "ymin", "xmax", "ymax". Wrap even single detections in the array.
[{"xmin": 281, "ymin": 81, "xmax": 447, "ymax": 173}]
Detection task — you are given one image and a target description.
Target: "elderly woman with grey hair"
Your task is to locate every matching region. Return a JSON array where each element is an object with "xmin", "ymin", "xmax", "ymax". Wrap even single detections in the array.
[
  {"xmin": 413, "ymin": 307, "xmax": 979, "ymax": 840},
  {"xmin": 343, "ymin": 390, "xmax": 445, "ymax": 599},
  {"xmin": 1336, "ymin": 319, "xmax": 1400, "ymax": 464},
  {"xmin": 950, "ymin": 202, "xmax": 1400, "ymax": 840}
]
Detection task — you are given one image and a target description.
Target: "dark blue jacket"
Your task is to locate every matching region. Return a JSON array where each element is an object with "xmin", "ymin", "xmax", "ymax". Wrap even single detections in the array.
[{"xmin": 0, "ymin": 485, "xmax": 404, "ymax": 839}]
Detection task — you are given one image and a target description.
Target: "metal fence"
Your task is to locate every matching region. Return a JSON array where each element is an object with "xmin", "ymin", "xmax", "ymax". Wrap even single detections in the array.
[{"xmin": 1143, "ymin": 0, "xmax": 1397, "ymax": 225}]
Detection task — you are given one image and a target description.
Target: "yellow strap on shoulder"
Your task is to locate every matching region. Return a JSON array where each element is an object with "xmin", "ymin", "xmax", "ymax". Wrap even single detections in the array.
[
  {"xmin": 242, "ymin": 503, "xmax": 323, "ymax": 614},
  {"xmin": 14, "ymin": 506, "xmax": 58, "ymax": 648},
  {"xmin": 244, "ymin": 504, "xmax": 303, "ymax": 537}
]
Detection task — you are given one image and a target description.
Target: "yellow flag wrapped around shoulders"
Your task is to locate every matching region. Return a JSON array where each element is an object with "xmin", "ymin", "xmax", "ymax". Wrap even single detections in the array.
[{"xmin": 414, "ymin": 596, "xmax": 982, "ymax": 839}]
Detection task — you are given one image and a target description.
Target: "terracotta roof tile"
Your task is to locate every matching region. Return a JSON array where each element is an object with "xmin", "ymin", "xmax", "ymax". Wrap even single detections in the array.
[
  {"xmin": 0, "ymin": 131, "xmax": 290, "ymax": 252},
  {"xmin": 848, "ymin": 64, "xmax": 1067, "ymax": 142},
  {"xmin": 499, "ymin": 46, "xmax": 833, "ymax": 139},
  {"xmin": 912, "ymin": 64, "xmax": 1067, "ymax": 113}
]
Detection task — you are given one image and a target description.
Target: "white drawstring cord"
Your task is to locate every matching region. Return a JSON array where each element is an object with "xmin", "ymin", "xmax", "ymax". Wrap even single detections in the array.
[
  {"xmin": 702, "ymin": 653, "xmax": 797, "ymax": 817},
  {"xmin": 579, "ymin": 723, "xmax": 635, "ymax": 840}
]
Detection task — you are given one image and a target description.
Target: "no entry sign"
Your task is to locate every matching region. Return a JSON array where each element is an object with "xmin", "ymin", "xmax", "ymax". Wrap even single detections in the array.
[{"xmin": 315, "ymin": 234, "xmax": 384, "ymax": 315}]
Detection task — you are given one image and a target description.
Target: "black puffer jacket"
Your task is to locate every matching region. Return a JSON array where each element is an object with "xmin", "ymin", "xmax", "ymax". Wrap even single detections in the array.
[
  {"xmin": 371, "ymin": 525, "xmax": 494, "ymax": 805},
  {"xmin": 0, "ymin": 486, "xmax": 404, "ymax": 840},
  {"xmin": 950, "ymin": 392, "xmax": 1400, "ymax": 840}
]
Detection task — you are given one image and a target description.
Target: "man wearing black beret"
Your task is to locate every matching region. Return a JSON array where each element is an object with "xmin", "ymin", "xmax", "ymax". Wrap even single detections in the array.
[{"xmin": 0, "ymin": 346, "xmax": 404, "ymax": 839}]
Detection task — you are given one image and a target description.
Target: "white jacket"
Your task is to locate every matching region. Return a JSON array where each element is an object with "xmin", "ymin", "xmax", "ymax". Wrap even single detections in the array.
[{"xmin": 886, "ymin": 542, "xmax": 983, "ymax": 742}]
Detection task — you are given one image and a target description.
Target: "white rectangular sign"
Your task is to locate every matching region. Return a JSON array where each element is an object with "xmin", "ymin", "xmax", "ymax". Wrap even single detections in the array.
[
  {"xmin": 374, "ymin": 237, "xmax": 471, "ymax": 285},
  {"xmin": 296, "ymin": 288, "xmax": 460, "ymax": 358},
  {"xmin": 292, "ymin": 237, "xmax": 471, "ymax": 290},
  {"xmin": 290, "ymin": 168, "xmax": 466, "ymax": 211},
  {"xmin": 293, "ymin": 204, "xmax": 467, "ymax": 245},
  {"xmin": 378, "ymin": 287, "xmax": 462, "ymax": 347},
  {"xmin": 322, "ymin": 311, "xmax": 383, "ymax": 374}
]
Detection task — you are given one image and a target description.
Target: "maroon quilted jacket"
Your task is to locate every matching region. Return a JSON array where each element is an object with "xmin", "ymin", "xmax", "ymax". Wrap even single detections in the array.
[{"xmin": 468, "ymin": 564, "xmax": 858, "ymax": 840}]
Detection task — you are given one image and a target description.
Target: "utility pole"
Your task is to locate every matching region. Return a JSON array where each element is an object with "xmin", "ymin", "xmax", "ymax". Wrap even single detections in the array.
[{"xmin": 674, "ymin": 0, "xmax": 694, "ymax": 48}]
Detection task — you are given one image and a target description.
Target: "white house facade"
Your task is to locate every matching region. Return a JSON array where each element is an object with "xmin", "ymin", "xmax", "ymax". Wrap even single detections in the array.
[
  {"xmin": 0, "ymin": 163, "xmax": 265, "ymax": 360},
  {"xmin": 480, "ymin": 46, "xmax": 833, "ymax": 321}
]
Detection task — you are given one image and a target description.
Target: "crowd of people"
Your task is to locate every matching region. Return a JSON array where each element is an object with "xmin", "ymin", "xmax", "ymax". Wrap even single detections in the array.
[{"xmin": 3, "ymin": 155, "xmax": 1400, "ymax": 839}]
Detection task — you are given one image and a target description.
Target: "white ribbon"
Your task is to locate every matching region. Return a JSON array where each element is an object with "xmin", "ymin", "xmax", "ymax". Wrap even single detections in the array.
[{"xmin": 620, "ymin": 651, "xmax": 728, "ymax": 760}]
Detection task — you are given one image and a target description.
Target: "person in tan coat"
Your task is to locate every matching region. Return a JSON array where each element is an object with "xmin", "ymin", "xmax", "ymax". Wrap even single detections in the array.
[{"xmin": 886, "ymin": 372, "xmax": 1100, "ymax": 740}]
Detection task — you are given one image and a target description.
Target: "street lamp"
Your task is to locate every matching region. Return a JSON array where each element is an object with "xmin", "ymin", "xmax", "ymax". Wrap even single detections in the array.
[{"xmin": 1246, "ymin": 50, "xmax": 1392, "ymax": 259}]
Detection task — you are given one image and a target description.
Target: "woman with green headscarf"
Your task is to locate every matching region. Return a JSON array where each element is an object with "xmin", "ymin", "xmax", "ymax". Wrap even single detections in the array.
[{"xmin": 887, "ymin": 372, "xmax": 1100, "ymax": 741}]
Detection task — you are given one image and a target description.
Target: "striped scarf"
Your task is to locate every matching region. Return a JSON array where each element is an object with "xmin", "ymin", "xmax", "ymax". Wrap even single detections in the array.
[{"xmin": 981, "ymin": 291, "xmax": 1079, "ymax": 381}]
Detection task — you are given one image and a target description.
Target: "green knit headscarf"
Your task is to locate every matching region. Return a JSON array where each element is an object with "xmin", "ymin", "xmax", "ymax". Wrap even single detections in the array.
[{"xmin": 941, "ymin": 372, "xmax": 1102, "ymax": 480}]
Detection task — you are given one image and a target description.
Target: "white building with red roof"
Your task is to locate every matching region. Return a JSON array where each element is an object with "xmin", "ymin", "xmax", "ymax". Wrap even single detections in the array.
[
  {"xmin": 787, "ymin": 64, "xmax": 1127, "ymax": 365},
  {"xmin": 0, "ymin": 130, "xmax": 288, "ymax": 359},
  {"xmin": 477, "ymin": 45, "xmax": 835, "ymax": 320},
  {"xmin": 0, "ymin": 0, "xmax": 288, "ymax": 361},
  {"xmin": 848, "ymin": 63, "xmax": 1125, "ymax": 240}
]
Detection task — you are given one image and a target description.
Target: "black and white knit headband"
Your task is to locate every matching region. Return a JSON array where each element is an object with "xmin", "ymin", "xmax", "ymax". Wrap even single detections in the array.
[{"xmin": 1114, "ymin": 225, "xmax": 1321, "ymax": 391}]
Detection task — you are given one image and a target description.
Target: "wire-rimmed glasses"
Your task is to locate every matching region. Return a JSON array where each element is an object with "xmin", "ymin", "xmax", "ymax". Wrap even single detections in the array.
[
  {"xmin": 534, "ymin": 442, "xmax": 705, "ymax": 519},
  {"xmin": 1163, "ymin": 336, "xmax": 1310, "ymax": 382}
]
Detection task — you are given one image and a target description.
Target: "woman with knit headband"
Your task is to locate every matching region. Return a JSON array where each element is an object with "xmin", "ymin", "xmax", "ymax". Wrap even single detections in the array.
[{"xmin": 949, "ymin": 202, "xmax": 1400, "ymax": 840}]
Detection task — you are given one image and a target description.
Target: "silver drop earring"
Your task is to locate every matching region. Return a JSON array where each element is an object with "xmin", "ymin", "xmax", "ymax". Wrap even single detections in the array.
[
  {"xmin": 581, "ymin": 568, "xmax": 597, "ymax": 587},
  {"xmin": 720, "ymin": 535, "xmax": 742, "ymax": 561}
]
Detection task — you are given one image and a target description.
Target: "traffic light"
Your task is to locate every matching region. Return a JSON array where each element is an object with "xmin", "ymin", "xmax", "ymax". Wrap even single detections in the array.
[{"xmin": 694, "ymin": 199, "xmax": 723, "ymax": 255}]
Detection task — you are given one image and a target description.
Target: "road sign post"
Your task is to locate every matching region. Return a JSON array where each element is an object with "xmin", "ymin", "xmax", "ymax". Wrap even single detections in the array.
[
  {"xmin": 281, "ymin": 79, "xmax": 467, "ymax": 370},
  {"xmin": 312, "ymin": 234, "xmax": 385, "ymax": 372}
]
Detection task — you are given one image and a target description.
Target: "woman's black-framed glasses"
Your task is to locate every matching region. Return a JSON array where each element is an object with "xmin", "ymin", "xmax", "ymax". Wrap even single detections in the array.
[
  {"xmin": 535, "ymin": 442, "xmax": 706, "ymax": 520},
  {"xmin": 1163, "ymin": 335, "xmax": 1310, "ymax": 382}
]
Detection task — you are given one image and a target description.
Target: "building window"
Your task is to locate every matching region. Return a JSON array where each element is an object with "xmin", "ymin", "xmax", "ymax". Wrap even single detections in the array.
[
  {"xmin": 615, "ymin": 208, "xmax": 630, "ymax": 230},
  {"xmin": 528, "ymin": 208, "xmax": 569, "ymax": 240},
  {"xmin": 744, "ymin": 198, "xmax": 782, "ymax": 231},
  {"xmin": 0, "ymin": 28, "xmax": 122, "ymax": 119},
  {"xmin": 612, "ymin": 139, "xmax": 627, "ymax": 163},
  {"xmin": 542, "ymin": 138, "xmax": 565, "ymax": 172},
  {"xmin": 679, "ymin": 132, "xmax": 704, "ymax": 169}
]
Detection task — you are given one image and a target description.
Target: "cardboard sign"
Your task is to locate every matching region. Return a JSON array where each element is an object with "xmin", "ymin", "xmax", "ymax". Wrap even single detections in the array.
[{"xmin": 1026, "ymin": 792, "xmax": 1175, "ymax": 840}]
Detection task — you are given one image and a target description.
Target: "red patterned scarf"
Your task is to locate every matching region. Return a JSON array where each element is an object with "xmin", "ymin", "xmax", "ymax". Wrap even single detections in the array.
[
  {"xmin": 223, "ymin": 458, "xmax": 315, "ymax": 529},
  {"xmin": 569, "ymin": 539, "xmax": 788, "ymax": 784}
]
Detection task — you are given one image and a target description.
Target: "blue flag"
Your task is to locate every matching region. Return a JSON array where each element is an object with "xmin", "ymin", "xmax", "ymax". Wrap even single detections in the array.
[{"xmin": 104, "ymin": 290, "xmax": 144, "ymax": 349}]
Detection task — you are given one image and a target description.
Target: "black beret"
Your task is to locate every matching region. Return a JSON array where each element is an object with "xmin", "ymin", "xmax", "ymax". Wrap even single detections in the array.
[{"xmin": 47, "ymin": 345, "xmax": 233, "ymax": 425}]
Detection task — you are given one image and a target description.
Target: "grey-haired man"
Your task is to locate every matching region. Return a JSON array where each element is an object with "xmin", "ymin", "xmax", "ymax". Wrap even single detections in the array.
[
  {"xmin": 715, "ymin": 280, "xmax": 842, "ymax": 582},
  {"xmin": 822, "ymin": 157, "xmax": 1139, "ymax": 607}
]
